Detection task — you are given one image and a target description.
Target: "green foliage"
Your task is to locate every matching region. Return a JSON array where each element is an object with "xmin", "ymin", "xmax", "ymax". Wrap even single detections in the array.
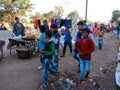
[
  {"xmin": 30, "ymin": 5, "xmax": 64, "ymax": 24},
  {"xmin": 53, "ymin": 5, "xmax": 64, "ymax": 18},
  {"xmin": 30, "ymin": 12, "xmax": 46, "ymax": 23},
  {"xmin": 67, "ymin": 10, "xmax": 80, "ymax": 20},
  {"xmin": 111, "ymin": 10, "xmax": 120, "ymax": 23},
  {"xmin": 43, "ymin": 11, "xmax": 54, "ymax": 21},
  {"xmin": 0, "ymin": 0, "xmax": 34, "ymax": 25}
]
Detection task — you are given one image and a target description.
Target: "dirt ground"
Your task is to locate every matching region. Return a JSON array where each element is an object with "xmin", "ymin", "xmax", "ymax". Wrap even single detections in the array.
[
  {"xmin": 38, "ymin": 32, "xmax": 120, "ymax": 90},
  {"xmin": 0, "ymin": 31, "xmax": 120, "ymax": 90}
]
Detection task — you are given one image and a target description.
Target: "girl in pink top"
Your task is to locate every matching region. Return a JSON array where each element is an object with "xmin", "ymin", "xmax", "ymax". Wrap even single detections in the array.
[{"xmin": 92, "ymin": 23, "xmax": 100, "ymax": 47}]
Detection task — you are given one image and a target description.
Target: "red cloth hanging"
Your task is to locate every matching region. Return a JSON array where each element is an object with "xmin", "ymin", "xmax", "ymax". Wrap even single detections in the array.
[{"xmin": 35, "ymin": 19, "xmax": 39, "ymax": 29}]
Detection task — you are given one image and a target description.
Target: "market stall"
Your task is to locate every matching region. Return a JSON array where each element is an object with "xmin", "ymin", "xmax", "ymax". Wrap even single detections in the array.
[{"xmin": 7, "ymin": 33, "xmax": 40, "ymax": 59}]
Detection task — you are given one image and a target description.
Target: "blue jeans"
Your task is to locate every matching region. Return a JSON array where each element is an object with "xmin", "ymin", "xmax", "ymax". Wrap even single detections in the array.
[
  {"xmin": 43, "ymin": 59, "xmax": 57, "ymax": 85},
  {"xmin": 53, "ymin": 50, "xmax": 59, "ymax": 73},
  {"xmin": 93, "ymin": 36, "xmax": 98, "ymax": 47},
  {"xmin": 63, "ymin": 41, "xmax": 72, "ymax": 56},
  {"xmin": 73, "ymin": 48, "xmax": 79, "ymax": 62},
  {"xmin": 98, "ymin": 39, "xmax": 103, "ymax": 49},
  {"xmin": 116, "ymin": 30, "xmax": 120, "ymax": 39},
  {"xmin": 79, "ymin": 58, "xmax": 91, "ymax": 80}
]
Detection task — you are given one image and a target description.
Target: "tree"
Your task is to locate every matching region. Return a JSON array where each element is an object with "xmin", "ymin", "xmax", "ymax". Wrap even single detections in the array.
[
  {"xmin": 0, "ymin": 0, "xmax": 34, "ymax": 25},
  {"xmin": 67, "ymin": 10, "xmax": 81, "ymax": 20},
  {"xmin": 30, "ymin": 12, "xmax": 46, "ymax": 23},
  {"xmin": 53, "ymin": 5, "xmax": 64, "ymax": 18},
  {"xmin": 67, "ymin": 10, "xmax": 83, "ymax": 27},
  {"xmin": 111, "ymin": 10, "xmax": 120, "ymax": 23},
  {"xmin": 43, "ymin": 11, "xmax": 54, "ymax": 21}
]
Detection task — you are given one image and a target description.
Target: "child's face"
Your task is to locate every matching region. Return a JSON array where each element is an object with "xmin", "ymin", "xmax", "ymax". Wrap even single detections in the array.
[
  {"xmin": 51, "ymin": 28, "xmax": 56, "ymax": 33},
  {"xmin": 65, "ymin": 27, "xmax": 68, "ymax": 31},
  {"xmin": 83, "ymin": 31, "xmax": 89, "ymax": 38},
  {"xmin": 78, "ymin": 25, "xmax": 83, "ymax": 30},
  {"xmin": 40, "ymin": 30, "xmax": 42, "ymax": 33},
  {"xmin": 46, "ymin": 35, "xmax": 49, "ymax": 40}
]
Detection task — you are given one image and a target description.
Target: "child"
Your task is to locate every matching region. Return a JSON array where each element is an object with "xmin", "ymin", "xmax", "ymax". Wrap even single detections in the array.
[
  {"xmin": 73, "ymin": 21, "xmax": 83, "ymax": 72},
  {"xmin": 77, "ymin": 28, "xmax": 95, "ymax": 83},
  {"xmin": 61, "ymin": 25, "xmax": 72, "ymax": 57},
  {"xmin": 37, "ymin": 25, "xmax": 46, "ymax": 69},
  {"xmin": 97, "ymin": 27, "xmax": 104, "ymax": 50},
  {"xmin": 92, "ymin": 23, "xmax": 100, "ymax": 47},
  {"xmin": 40, "ymin": 30, "xmax": 55, "ymax": 86},
  {"xmin": 50, "ymin": 24, "xmax": 60, "ymax": 73}
]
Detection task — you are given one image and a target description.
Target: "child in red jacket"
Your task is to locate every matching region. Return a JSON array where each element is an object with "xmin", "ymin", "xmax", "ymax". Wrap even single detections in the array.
[{"xmin": 77, "ymin": 28, "xmax": 95, "ymax": 83}]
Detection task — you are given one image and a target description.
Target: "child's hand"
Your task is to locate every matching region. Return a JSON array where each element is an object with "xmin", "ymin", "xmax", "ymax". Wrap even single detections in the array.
[{"xmin": 37, "ymin": 39, "xmax": 41, "ymax": 42}]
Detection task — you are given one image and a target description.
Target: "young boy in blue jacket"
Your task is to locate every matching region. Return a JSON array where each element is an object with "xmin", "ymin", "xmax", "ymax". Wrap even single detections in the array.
[
  {"xmin": 73, "ymin": 21, "xmax": 83, "ymax": 72},
  {"xmin": 51, "ymin": 24, "xmax": 60, "ymax": 73},
  {"xmin": 61, "ymin": 25, "xmax": 72, "ymax": 57},
  {"xmin": 37, "ymin": 25, "xmax": 46, "ymax": 69}
]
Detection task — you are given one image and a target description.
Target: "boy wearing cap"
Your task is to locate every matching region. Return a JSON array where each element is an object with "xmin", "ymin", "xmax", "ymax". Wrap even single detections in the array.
[
  {"xmin": 50, "ymin": 24, "xmax": 60, "ymax": 73},
  {"xmin": 73, "ymin": 21, "xmax": 83, "ymax": 72},
  {"xmin": 40, "ymin": 30, "xmax": 55, "ymax": 86},
  {"xmin": 61, "ymin": 25, "xmax": 72, "ymax": 57},
  {"xmin": 77, "ymin": 28, "xmax": 95, "ymax": 83}
]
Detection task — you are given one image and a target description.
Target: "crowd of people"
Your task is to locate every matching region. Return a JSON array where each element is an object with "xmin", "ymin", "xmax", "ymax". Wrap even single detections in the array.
[
  {"xmin": 36, "ymin": 20, "xmax": 107, "ymax": 87},
  {"xmin": 10, "ymin": 17, "xmax": 120, "ymax": 87}
]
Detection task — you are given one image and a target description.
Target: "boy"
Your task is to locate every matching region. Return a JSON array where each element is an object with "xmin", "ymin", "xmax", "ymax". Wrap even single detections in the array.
[
  {"xmin": 97, "ymin": 27, "xmax": 104, "ymax": 50},
  {"xmin": 61, "ymin": 25, "xmax": 72, "ymax": 57},
  {"xmin": 77, "ymin": 28, "xmax": 95, "ymax": 83},
  {"xmin": 37, "ymin": 25, "xmax": 46, "ymax": 69},
  {"xmin": 73, "ymin": 21, "xmax": 83, "ymax": 72},
  {"xmin": 50, "ymin": 24, "xmax": 60, "ymax": 73},
  {"xmin": 40, "ymin": 30, "xmax": 55, "ymax": 86}
]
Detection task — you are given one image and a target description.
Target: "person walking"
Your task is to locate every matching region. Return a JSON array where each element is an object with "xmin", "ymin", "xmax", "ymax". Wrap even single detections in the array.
[
  {"xmin": 92, "ymin": 23, "xmax": 100, "ymax": 47},
  {"xmin": 40, "ymin": 30, "xmax": 55, "ymax": 87},
  {"xmin": 73, "ymin": 21, "xmax": 83, "ymax": 72},
  {"xmin": 51, "ymin": 24, "xmax": 60, "ymax": 73},
  {"xmin": 116, "ymin": 23, "xmax": 120, "ymax": 39},
  {"xmin": 37, "ymin": 25, "xmax": 46, "ymax": 69},
  {"xmin": 97, "ymin": 27, "xmax": 105, "ymax": 50},
  {"xmin": 77, "ymin": 28, "xmax": 95, "ymax": 83},
  {"xmin": 61, "ymin": 25, "xmax": 72, "ymax": 57}
]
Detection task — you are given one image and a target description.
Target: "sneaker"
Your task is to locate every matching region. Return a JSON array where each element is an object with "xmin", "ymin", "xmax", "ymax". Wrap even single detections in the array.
[
  {"xmin": 37, "ymin": 66, "xmax": 43, "ymax": 70},
  {"xmin": 80, "ymin": 79, "xmax": 84, "ymax": 84},
  {"xmin": 40, "ymin": 84, "xmax": 47, "ymax": 89}
]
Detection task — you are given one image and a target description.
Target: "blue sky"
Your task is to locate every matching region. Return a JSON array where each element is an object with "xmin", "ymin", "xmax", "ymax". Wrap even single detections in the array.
[{"xmin": 30, "ymin": 0, "xmax": 120, "ymax": 23}]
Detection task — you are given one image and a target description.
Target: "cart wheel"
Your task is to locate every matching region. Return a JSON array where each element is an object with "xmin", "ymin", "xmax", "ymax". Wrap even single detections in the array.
[{"xmin": 0, "ymin": 49, "xmax": 3, "ymax": 62}]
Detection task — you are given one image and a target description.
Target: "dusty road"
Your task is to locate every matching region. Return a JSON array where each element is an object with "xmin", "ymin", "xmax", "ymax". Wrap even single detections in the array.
[{"xmin": 0, "ymin": 31, "xmax": 119, "ymax": 90}]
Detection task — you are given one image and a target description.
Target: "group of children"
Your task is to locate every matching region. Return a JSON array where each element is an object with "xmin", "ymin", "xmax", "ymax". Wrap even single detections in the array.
[
  {"xmin": 38, "ymin": 21, "xmax": 105, "ymax": 87},
  {"xmin": 92, "ymin": 23, "xmax": 105, "ymax": 50}
]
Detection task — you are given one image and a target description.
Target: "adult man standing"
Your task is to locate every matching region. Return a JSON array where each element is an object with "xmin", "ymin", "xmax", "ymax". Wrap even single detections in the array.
[{"xmin": 13, "ymin": 17, "xmax": 25, "ymax": 36}]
